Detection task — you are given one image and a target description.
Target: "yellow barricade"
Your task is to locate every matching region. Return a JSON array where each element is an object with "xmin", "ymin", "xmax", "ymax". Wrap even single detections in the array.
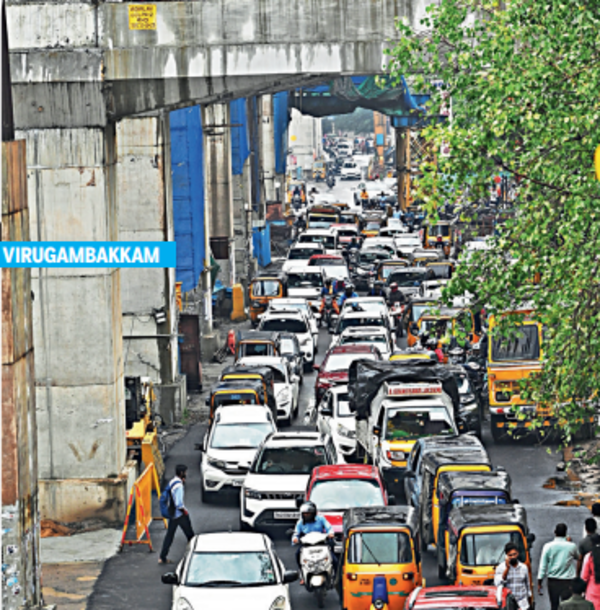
[{"xmin": 119, "ymin": 463, "xmax": 166, "ymax": 552}]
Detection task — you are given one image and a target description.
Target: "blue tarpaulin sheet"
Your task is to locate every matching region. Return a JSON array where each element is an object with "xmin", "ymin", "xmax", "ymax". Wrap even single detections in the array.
[
  {"xmin": 230, "ymin": 98, "xmax": 250, "ymax": 176},
  {"xmin": 170, "ymin": 106, "xmax": 205, "ymax": 293},
  {"xmin": 273, "ymin": 92, "xmax": 290, "ymax": 175},
  {"xmin": 252, "ymin": 224, "xmax": 271, "ymax": 268}
]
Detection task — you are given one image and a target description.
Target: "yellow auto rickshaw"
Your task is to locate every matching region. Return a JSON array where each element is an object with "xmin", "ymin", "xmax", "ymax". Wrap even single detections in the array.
[
  {"xmin": 206, "ymin": 379, "xmax": 265, "ymax": 422},
  {"xmin": 445, "ymin": 505, "xmax": 535, "ymax": 588},
  {"xmin": 248, "ymin": 275, "xmax": 286, "ymax": 326},
  {"xmin": 424, "ymin": 260, "xmax": 456, "ymax": 280},
  {"xmin": 423, "ymin": 220, "xmax": 456, "ymax": 258},
  {"xmin": 341, "ymin": 506, "xmax": 423, "ymax": 610},
  {"xmin": 312, "ymin": 159, "xmax": 326, "ymax": 182},
  {"xmin": 219, "ymin": 365, "xmax": 278, "ymax": 421},
  {"xmin": 416, "ymin": 308, "xmax": 480, "ymax": 359},
  {"xmin": 389, "ymin": 350, "xmax": 437, "ymax": 364},
  {"xmin": 234, "ymin": 330, "xmax": 281, "ymax": 361}
]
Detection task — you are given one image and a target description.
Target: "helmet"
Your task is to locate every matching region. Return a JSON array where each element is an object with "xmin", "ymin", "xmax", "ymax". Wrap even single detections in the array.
[
  {"xmin": 374, "ymin": 280, "xmax": 384, "ymax": 289},
  {"xmin": 300, "ymin": 501, "xmax": 317, "ymax": 523},
  {"xmin": 389, "ymin": 282, "xmax": 398, "ymax": 292},
  {"xmin": 325, "ymin": 277, "xmax": 332, "ymax": 286},
  {"xmin": 345, "ymin": 284, "xmax": 355, "ymax": 296}
]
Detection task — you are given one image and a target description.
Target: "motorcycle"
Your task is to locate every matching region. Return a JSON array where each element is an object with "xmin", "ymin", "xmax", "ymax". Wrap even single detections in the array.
[
  {"xmin": 389, "ymin": 302, "xmax": 406, "ymax": 336},
  {"xmin": 292, "ymin": 194, "xmax": 302, "ymax": 210},
  {"xmin": 321, "ymin": 295, "xmax": 336, "ymax": 331},
  {"xmin": 369, "ymin": 575, "xmax": 390, "ymax": 610},
  {"xmin": 326, "ymin": 175, "xmax": 335, "ymax": 189},
  {"xmin": 297, "ymin": 532, "xmax": 336, "ymax": 608}
]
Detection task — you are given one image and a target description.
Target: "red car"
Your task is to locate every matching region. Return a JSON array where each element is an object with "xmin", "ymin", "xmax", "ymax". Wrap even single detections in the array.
[
  {"xmin": 313, "ymin": 344, "xmax": 382, "ymax": 402},
  {"xmin": 302, "ymin": 464, "xmax": 393, "ymax": 551},
  {"xmin": 406, "ymin": 586, "xmax": 518, "ymax": 610}
]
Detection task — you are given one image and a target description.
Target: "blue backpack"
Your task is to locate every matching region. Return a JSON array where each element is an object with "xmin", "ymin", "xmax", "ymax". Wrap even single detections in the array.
[{"xmin": 159, "ymin": 480, "xmax": 180, "ymax": 519}]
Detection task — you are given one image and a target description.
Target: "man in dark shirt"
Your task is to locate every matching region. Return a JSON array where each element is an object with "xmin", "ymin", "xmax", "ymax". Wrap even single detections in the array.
[
  {"xmin": 559, "ymin": 578, "xmax": 594, "ymax": 610},
  {"xmin": 577, "ymin": 518, "xmax": 598, "ymax": 575}
]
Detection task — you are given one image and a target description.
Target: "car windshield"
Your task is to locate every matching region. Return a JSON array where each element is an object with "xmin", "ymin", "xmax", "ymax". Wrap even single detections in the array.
[
  {"xmin": 381, "ymin": 265, "xmax": 406, "ymax": 278},
  {"xmin": 420, "ymin": 319, "xmax": 451, "ymax": 335},
  {"xmin": 338, "ymin": 317, "xmax": 385, "ymax": 332},
  {"xmin": 309, "ymin": 479, "xmax": 384, "ymax": 510},
  {"xmin": 388, "ymin": 272, "xmax": 425, "ymax": 287},
  {"xmin": 384, "ymin": 407, "xmax": 454, "ymax": 440},
  {"xmin": 308, "ymin": 214, "xmax": 338, "ymax": 228},
  {"xmin": 491, "ymin": 324, "xmax": 540, "ymax": 362},
  {"xmin": 343, "ymin": 301, "xmax": 384, "ymax": 314},
  {"xmin": 348, "ymin": 532, "xmax": 412, "ymax": 565},
  {"xmin": 213, "ymin": 393, "xmax": 258, "ymax": 408},
  {"xmin": 396, "ymin": 238, "xmax": 421, "ymax": 246},
  {"xmin": 211, "ymin": 423, "xmax": 273, "ymax": 449},
  {"xmin": 460, "ymin": 532, "xmax": 526, "ymax": 567},
  {"xmin": 251, "ymin": 280, "xmax": 281, "ymax": 297},
  {"xmin": 430, "ymin": 224, "xmax": 451, "ymax": 237},
  {"xmin": 428, "ymin": 264, "xmax": 453, "ymax": 279},
  {"xmin": 311, "ymin": 258, "xmax": 345, "ymax": 267},
  {"xmin": 272, "ymin": 302, "xmax": 308, "ymax": 315},
  {"xmin": 365, "ymin": 222, "xmax": 380, "ymax": 230},
  {"xmin": 262, "ymin": 318, "xmax": 308, "ymax": 333},
  {"xmin": 337, "ymin": 229, "xmax": 357, "ymax": 237},
  {"xmin": 412, "ymin": 304, "xmax": 435, "ymax": 322},
  {"xmin": 255, "ymin": 446, "xmax": 328, "ymax": 474},
  {"xmin": 279, "ymin": 338, "xmax": 298, "ymax": 354},
  {"xmin": 288, "ymin": 248, "xmax": 322, "ymax": 260},
  {"xmin": 337, "ymin": 394, "xmax": 352, "ymax": 417},
  {"xmin": 185, "ymin": 551, "xmax": 277, "ymax": 587},
  {"xmin": 340, "ymin": 335, "xmax": 387, "ymax": 346},
  {"xmin": 360, "ymin": 252, "xmax": 389, "ymax": 264},
  {"xmin": 241, "ymin": 343, "xmax": 274, "ymax": 358},
  {"xmin": 299, "ymin": 235, "xmax": 335, "ymax": 248},
  {"xmin": 324, "ymin": 352, "xmax": 378, "ymax": 372},
  {"xmin": 287, "ymin": 273, "xmax": 323, "ymax": 288}
]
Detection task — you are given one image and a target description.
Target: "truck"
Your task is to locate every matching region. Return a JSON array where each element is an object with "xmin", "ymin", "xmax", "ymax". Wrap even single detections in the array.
[{"xmin": 348, "ymin": 360, "xmax": 461, "ymax": 492}]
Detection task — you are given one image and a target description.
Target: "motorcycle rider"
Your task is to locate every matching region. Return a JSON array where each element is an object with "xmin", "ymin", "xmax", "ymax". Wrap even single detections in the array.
[
  {"xmin": 292, "ymin": 501, "xmax": 337, "ymax": 584},
  {"xmin": 369, "ymin": 280, "xmax": 386, "ymax": 297},
  {"xmin": 360, "ymin": 188, "xmax": 369, "ymax": 205},
  {"xmin": 387, "ymin": 283, "xmax": 406, "ymax": 306},
  {"xmin": 320, "ymin": 278, "xmax": 340, "ymax": 315},
  {"xmin": 337, "ymin": 283, "xmax": 358, "ymax": 310}
]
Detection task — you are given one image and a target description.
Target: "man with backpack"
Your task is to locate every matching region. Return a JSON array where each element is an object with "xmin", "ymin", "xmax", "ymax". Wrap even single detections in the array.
[{"xmin": 159, "ymin": 464, "xmax": 195, "ymax": 564}]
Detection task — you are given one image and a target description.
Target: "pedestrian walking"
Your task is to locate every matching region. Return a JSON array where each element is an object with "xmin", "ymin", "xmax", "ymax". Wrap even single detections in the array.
[
  {"xmin": 494, "ymin": 541, "xmax": 532, "ymax": 609},
  {"xmin": 538, "ymin": 524, "xmax": 579, "ymax": 610},
  {"xmin": 581, "ymin": 535, "xmax": 600, "ymax": 610},
  {"xmin": 559, "ymin": 578, "xmax": 595, "ymax": 610},
  {"xmin": 583, "ymin": 505, "xmax": 600, "ymax": 540},
  {"xmin": 159, "ymin": 464, "xmax": 195, "ymax": 564},
  {"xmin": 578, "ymin": 519, "xmax": 598, "ymax": 576}
]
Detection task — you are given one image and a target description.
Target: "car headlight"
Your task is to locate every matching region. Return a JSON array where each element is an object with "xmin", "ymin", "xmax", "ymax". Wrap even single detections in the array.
[
  {"xmin": 337, "ymin": 423, "xmax": 355, "ymax": 439},
  {"xmin": 270, "ymin": 596, "xmax": 287, "ymax": 610},
  {"xmin": 244, "ymin": 488, "xmax": 262, "ymax": 500},
  {"xmin": 176, "ymin": 598, "xmax": 194, "ymax": 610},
  {"xmin": 386, "ymin": 450, "xmax": 406, "ymax": 461},
  {"xmin": 277, "ymin": 388, "xmax": 291, "ymax": 403},
  {"xmin": 207, "ymin": 457, "xmax": 227, "ymax": 470}
]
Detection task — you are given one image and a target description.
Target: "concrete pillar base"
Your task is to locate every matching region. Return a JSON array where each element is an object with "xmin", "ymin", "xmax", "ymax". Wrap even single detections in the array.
[
  {"xmin": 156, "ymin": 375, "xmax": 187, "ymax": 426},
  {"xmin": 39, "ymin": 460, "xmax": 137, "ymax": 526},
  {"xmin": 201, "ymin": 331, "xmax": 222, "ymax": 363}
]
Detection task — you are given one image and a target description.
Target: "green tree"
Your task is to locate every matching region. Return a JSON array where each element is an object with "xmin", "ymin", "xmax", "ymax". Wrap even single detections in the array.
[{"xmin": 387, "ymin": 0, "xmax": 600, "ymax": 444}]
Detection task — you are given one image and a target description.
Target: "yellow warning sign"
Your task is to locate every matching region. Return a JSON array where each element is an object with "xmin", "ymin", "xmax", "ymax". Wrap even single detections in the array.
[{"xmin": 128, "ymin": 4, "xmax": 156, "ymax": 30}]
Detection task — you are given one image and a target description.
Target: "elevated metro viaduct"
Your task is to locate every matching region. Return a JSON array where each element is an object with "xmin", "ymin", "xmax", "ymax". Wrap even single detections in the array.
[{"xmin": 6, "ymin": 0, "xmax": 432, "ymax": 523}]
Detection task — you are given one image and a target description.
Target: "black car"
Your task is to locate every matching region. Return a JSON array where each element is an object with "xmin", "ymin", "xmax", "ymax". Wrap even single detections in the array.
[{"xmin": 278, "ymin": 333, "xmax": 304, "ymax": 385}]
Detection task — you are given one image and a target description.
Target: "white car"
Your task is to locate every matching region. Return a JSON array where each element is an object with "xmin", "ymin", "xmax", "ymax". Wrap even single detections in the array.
[
  {"xmin": 340, "ymin": 296, "xmax": 391, "ymax": 326},
  {"xmin": 297, "ymin": 228, "xmax": 338, "ymax": 255},
  {"xmin": 161, "ymin": 532, "xmax": 297, "ymax": 610},
  {"xmin": 331, "ymin": 310, "xmax": 393, "ymax": 350},
  {"xmin": 420, "ymin": 279, "xmax": 449, "ymax": 300},
  {"xmin": 394, "ymin": 235, "xmax": 422, "ymax": 257},
  {"xmin": 200, "ymin": 406, "xmax": 276, "ymax": 502},
  {"xmin": 308, "ymin": 255, "xmax": 350, "ymax": 284},
  {"xmin": 362, "ymin": 236, "xmax": 397, "ymax": 256},
  {"xmin": 281, "ymin": 243, "xmax": 325, "ymax": 273},
  {"xmin": 341, "ymin": 161, "xmax": 361, "ymax": 180},
  {"xmin": 282, "ymin": 265, "xmax": 325, "ymax": 311},
  {"xmin": 266, "ymin": 298, "xmax": 319, "ymax": 335},
  {"xmin": 240, "ymin": 432, "xmax": 339, "ymax": 530},
  {"xmin": 258, "ymin": 309, "xmax": 315, "ymax": 370},
  {"xmin": 335, "ymin": 326, "xmax": 394, "ymax": 360},
  {"xmin": 238, "ymin": 356, "xmax": 300, "ymax": 425},
  {"xmin": 315, "ymin": 385, "xmax": 356, "ymax": 461}
]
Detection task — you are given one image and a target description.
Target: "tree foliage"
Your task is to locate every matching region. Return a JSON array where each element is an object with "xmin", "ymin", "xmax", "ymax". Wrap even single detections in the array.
[{"xmin": 387, "ymin": 0, "xmax": 600, "ymax": 443}]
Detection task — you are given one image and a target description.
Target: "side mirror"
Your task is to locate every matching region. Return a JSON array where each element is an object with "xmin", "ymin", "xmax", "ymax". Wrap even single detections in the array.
[
  {"xmin": 313, "ymin": 364, "xmax": 321, "ymax": 371},
  {"xmin": 202, "ymin": 435, "xmax": 208, "ymax": 452},
  {"xmin": 283, "ymin": 570, "xmax": 299, "ymax": 584},
  {"xmin": 205, "ymin": 396, "xmax": 210, "ymax": 406},
  {"xmin": 194, "ymin": 443, "xmax": 203, "ymax": 451},
  {"xmin": 526, "ymin": 533, "xmax": 536, "ymax": 546},
  {"xmin": 512, "ymin": 498, "xmax": 520, "ymax": 504},
  {"xmin": 161, "ymin": 572, "xmax": 179, "ymax": 585},
  {"xmin": 295, "ymin": 496, "xmax": 305, "ymax": 508},
  {"xmin": 388, "ymin": 494, "xmax": 397, "ymax": 506}
]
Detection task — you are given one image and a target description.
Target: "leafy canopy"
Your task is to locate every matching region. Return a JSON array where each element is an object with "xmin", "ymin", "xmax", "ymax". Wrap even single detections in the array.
[{"xmin": 387, "ymin": 0, "xmax": 600, "ymax": 442}]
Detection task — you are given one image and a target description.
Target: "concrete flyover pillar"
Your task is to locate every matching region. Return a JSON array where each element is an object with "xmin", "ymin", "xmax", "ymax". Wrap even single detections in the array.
[
  {"xmin": 116, "ymin": 114, "xmax": 184, "ymax": 424},
  {"xmin": 17, "ymin": 125, "xmax": 135, "ymax": 524},
  {"xmin": 2, "ymin": 139, "xmax": 42, "ymax": 610},
  {"xmin": 259, "ymin": 94, "xmax": 277, "ymax": 213}
]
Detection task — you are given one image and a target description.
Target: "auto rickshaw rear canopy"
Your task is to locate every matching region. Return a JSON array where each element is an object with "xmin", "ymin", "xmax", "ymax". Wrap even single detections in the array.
[
  {"xmin": 421, "ymin": 446, "xmax": 491, "ymax": 476},
  {"xmin": 235, "ymin": 330, "xmax": 282, "ymax": 347},
  {"xmin": 448, "ymin": 504, "xmax": 529, "ymax": 536},
  {"xmin": 438, "ymin": 471, "xmax": 512, "ymax": 504},
  {"xmin": 343, "ymin": 506, "xmax": 419, "ymax": 538}
]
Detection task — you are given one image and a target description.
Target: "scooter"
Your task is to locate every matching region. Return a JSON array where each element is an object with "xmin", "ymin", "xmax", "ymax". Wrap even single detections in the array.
[
  {"xmin": 369, "ymin": 575, "xmax": 390, "ymax": 610},
  {"xmin": 297, "ymin": 532, "xmax": 335, "ymax": 608},
  {"xmin": 326, "ymin": 175, "xmax": 335, "ymax": 189}
]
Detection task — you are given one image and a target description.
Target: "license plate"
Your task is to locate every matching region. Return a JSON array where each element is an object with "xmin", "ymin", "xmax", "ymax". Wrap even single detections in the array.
[
  {"xmin": 274, "ymin": 511, "xmax": 300, "ymax": 519},
  {"xmin": 231, "ymin": 480, "xmax": 243, "ymax": 487},
  {"xmin": 334, "ymin": 544, "xmax": 343, "ymax": 554}
]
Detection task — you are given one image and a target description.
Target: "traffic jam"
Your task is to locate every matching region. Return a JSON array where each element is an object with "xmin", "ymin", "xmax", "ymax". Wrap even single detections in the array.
[{"xmin": 159, "ymin": 163, "xmax": 588, "ymax": 610}]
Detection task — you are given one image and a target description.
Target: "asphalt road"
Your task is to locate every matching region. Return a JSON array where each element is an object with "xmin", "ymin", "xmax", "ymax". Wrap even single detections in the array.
[{"xmin": 88, "ymin": 178, "xmax": 589, "ymax": 609}]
